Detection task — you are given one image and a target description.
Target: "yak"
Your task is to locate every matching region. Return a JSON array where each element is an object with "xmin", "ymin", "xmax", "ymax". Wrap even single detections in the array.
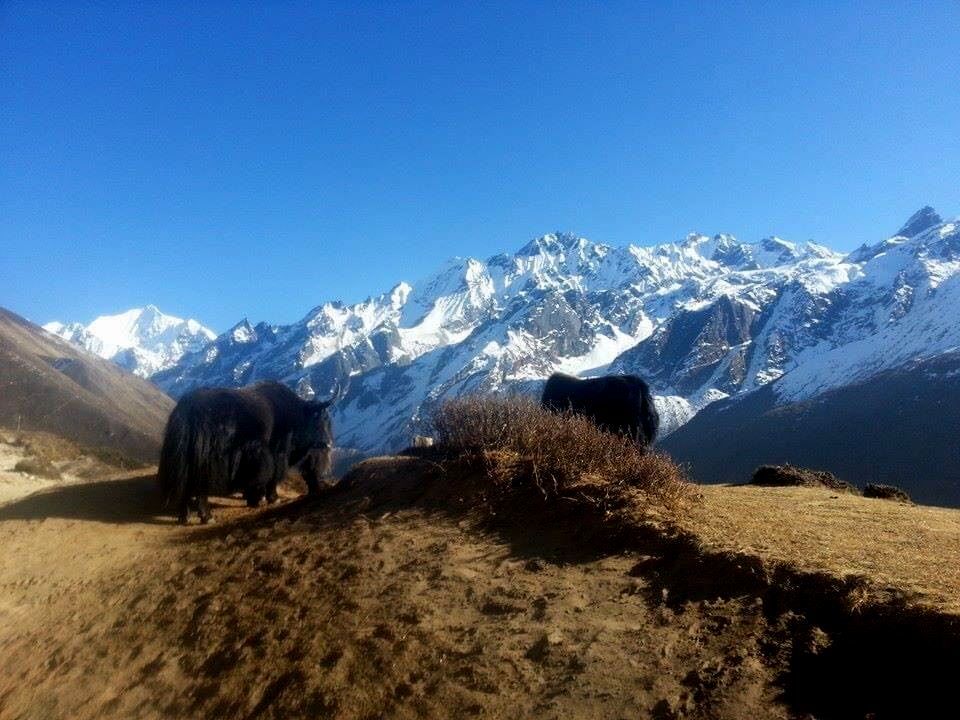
[
  {"xmin": 157, "ymin": 381, "xmax": 335, "ymax": 524},
  {"xmin": 540, "ymin": 373, "xmax": 660, "ymax": 449}
]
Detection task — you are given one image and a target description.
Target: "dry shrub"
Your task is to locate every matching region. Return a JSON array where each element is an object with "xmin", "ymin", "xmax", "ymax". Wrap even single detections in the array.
[
  {"xmin": 751, "ymin": 464, "xmax": 857, "ymax": 493},
  {"xmin": 13, "ymin": 457, "xmax": 61, "ymax": 479},
  {"xmin": 863, "ymin": 483, "xmax": 912, "ymax": 503},
  {"xmin": 430, "ymin": 396, "xmax": 692, "ymax": 515}
]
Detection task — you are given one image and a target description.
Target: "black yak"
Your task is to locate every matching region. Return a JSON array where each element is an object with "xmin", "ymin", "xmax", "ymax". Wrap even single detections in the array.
[
  {"xmin": 541, "ymin": 373, "xmax": 660, "ymax": 449},
  {"xmin": 157, "ymin": 381, "xmax": 335, "ymax": 523}
]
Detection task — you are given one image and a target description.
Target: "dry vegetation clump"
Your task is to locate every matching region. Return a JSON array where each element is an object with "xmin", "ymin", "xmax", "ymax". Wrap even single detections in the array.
[
  {"xmin": 429, "ymin": 396, "xmax": 693, "ymax": 517},
  {"xmin": 13, "ymin": 457, "xmax": 61, "ymax": 479},
  {"xmin": 751, "ymin": 464, "xmax": 858, "ymax": 493},
  {"xmin": 3, "ymin": 429, "xmax": 146, "ymax": 479},
  {"xmin": 863, "ymin": 483, "xmax": 912, "ymax": 503}
]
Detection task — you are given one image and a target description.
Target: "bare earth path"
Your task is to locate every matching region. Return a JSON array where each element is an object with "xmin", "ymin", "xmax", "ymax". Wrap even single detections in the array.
[
  {"xmin": 1, "ymin": 457, "xmax": 958, "ymax": 719},
  {"xmin": 0, "ymin": 460, "xmax": 787, "ymax": 720}
]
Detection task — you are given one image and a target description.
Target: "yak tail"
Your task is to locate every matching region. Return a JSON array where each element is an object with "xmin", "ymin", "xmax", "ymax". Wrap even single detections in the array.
[{"xmin": 157, "ymin": 406, "xmax": 194, "ymax": 510}]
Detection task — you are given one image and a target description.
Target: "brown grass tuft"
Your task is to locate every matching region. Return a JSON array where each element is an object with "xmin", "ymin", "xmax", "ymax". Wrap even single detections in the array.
[{"xmin": 429, "ymin": 396, "xmax": 693, "ymax": 517}]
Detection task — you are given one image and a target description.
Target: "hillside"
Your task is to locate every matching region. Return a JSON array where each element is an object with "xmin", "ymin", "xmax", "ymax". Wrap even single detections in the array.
[
  {"xmin": 663, "ymin": 351, "xmax": 960, "ymax": 506},
  {"xmin": 0, "ymin": 307, "xmax": 174, "ymax": 463},
  {"xmin": 1, "ymin": 454, "xmax": 958, "ymax": 719}
]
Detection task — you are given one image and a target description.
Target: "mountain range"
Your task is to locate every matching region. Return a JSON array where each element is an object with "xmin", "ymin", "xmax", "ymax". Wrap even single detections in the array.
[{"xmin": 43, "ymin": 207, "xmax": 960, "ymax": 471}]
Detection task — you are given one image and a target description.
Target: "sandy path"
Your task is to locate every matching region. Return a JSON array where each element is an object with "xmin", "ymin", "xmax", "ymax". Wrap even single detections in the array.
[{"xmin": 0, "ymin": 473, "xmax": 289, "ymax": 718}]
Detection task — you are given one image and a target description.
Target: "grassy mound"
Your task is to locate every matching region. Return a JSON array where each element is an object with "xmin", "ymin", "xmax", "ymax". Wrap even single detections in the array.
[
  {"xmin": 428, "ymin": 396, "xmax": 693, "ymax": 525},
  {"xmin": 751, "ymin": 464, "xmax": 857, "ymax": 493}
]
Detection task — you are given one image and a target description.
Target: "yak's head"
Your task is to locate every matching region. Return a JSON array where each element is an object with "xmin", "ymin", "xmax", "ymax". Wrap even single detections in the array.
[
  {"xmin": 295, "ymin": 399, "xmax": 335, "ymax": 493},
  {"xmin": 296, "ymin": 399, "xmax": 334, "ymax": 453},
  {"xmin": 293, "ymin": 380, "xmax": 346, "ymax": 481}
]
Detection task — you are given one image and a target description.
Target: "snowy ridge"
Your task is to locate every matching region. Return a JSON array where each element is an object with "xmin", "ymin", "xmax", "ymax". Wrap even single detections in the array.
[
  {"xmin": 774, "ymin": 216, "xmax": 960, "ymax": 401},
  {"xmin": 144, "ymin": 208, "xmax": 960, "ymax": 454},
  {"xmin": 44, "ymin": 306, "xmax": 216, "ymax": 378}
]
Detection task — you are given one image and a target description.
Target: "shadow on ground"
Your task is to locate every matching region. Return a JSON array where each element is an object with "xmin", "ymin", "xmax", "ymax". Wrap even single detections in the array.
[{"xmin": 0, "ymin": 472, "xmax": 172, "ymax": 525}]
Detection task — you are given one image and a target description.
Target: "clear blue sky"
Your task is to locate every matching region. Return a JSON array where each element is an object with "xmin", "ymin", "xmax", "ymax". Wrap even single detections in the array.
[{"xmin": 3, "ymin": 1, "xmax": 958, "ymax": 331}]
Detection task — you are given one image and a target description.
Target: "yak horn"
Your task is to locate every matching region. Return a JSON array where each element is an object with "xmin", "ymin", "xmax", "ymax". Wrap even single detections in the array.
[{"xmin": 316, "ymin": 378, "xmax": 349, "ymax": 406}]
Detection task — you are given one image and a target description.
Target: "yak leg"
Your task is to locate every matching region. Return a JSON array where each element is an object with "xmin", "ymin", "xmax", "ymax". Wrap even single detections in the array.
[
  {"xmin": 243, "ymin": 485, "xmax": 262, "ymax": 508},
  {"xmin": 265, "ymin": 437, "xmax": 291, "ymax": 504},
  {"xmin": 265, "ymin": 483, "xmax": 279, "ymax": 505},
  {"xmin": 178, "ymin": 496, "xmax": 202, "ymax": 524},
  {"xmin": 265, "ymin": 454, "xmax": 287, "ymax": 504},
  {"xmin": 265, "ymin": 464, "xmax": 282, "ymax": 504},
  {"xmin": 239, "ymin": 444, "xmax": 271, "ymax": 508},
  {"xmin": 301, "ymin": 449, "xmax": 331, "ymax": 496},
  {"xmin": 197, "ymin": 496, "xmax": 213, "ymax": 524}
]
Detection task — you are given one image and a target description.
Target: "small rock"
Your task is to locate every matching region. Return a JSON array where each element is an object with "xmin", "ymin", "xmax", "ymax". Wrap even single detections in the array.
[
  {"xmin": 524, "ymin": 557, "xmax": 546, "ymax": 572},
  {"xmin": 525, "ymin": 636, "xmax": 550, "ymax": 663}
]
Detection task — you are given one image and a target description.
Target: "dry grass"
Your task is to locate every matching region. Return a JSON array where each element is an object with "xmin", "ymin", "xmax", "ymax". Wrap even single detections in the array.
[
  {"xmin": 7, "ymin": 430, "xmax": 137, "ymax": 465},
  {"xmin": 684, "ymin": 484, "xmax": 960, "ymax": 615},
  {"xmin": 2, "ymin": 428, "xmax": 146, "ymax": 481},
  {"xmin": 429, "ymin": 396, "xmax": 692, "ymax": 517},
  {"xmin": 12, "ymin": 457, "xmax": 61, "ymax": 479}
]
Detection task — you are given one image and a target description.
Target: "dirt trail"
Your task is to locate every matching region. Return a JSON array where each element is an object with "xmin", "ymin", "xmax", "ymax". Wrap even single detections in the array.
[
  {"xmin": 0, "ymin": 458, "xmax": 789, "ymax": 720},
  {"xmin": 2, "ymin": 456, "xmax": 958, "ymax": 719}
]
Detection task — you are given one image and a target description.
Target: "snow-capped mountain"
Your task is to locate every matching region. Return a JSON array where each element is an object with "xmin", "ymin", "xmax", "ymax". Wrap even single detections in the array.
[
  {"xmin": 44, "ymin": 305, "xmax": 216, "ymax": 378},
  {"xmin": 151, "ymin": 206, "xmax": 960, "ymax": 455}
]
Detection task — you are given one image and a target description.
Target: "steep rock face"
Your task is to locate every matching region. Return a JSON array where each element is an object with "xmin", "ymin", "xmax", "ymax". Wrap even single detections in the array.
[
  {"xmin": 44, "ymin": 306, "xmax": 215, "ymax": 378},
  {"xmin": 896, "ymin": 206, "xmax": 942, "ymax": 239},
  {"xmin": 153, "ymin": 210, "xmax": 959, "ymax": 454},
  {"xmin": 613, "ymin": 295, "xmax": 761, "ymax": 396}
]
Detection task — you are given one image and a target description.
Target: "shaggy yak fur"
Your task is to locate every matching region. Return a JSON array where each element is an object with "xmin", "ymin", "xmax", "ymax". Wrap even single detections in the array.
[
  {"xmin": 157, "ymin": 381, "xmax": 334, "ymax": 523},
  {"xmin": 541, "ymin": 373, "xmax": 660, "ymax": 449}
]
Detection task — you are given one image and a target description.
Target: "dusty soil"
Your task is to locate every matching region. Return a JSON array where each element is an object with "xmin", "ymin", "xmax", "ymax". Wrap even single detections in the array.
[{"xmin": 1, "ymin": 456, "xmax": 958, "ymax": 719}]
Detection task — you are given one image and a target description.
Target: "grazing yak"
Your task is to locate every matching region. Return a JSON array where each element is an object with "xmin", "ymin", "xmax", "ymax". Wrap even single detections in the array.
[
  {"xmin": 157, "ymin": 381, "xmax": 335, "ymax": 524},
  {"xmin": 541, "ymin": 373, "xmax": 660, "ymax": 449}
]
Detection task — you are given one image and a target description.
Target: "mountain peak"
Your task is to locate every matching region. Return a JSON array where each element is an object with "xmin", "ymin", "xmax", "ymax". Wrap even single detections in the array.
[
  {"xmin": 896, "ymin": 206, "xmax": 942, "ymax": 238},
  {"xmin": 517, "ymin": 232, "xmax": 586, "ymax": 256},
  {"xmin": 45, "ymin": 305, "xmax": 216, "ymax": 377},
  {"xmin": 229, "ymin": 318, "xmax": 256, "ymax": 343}
]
